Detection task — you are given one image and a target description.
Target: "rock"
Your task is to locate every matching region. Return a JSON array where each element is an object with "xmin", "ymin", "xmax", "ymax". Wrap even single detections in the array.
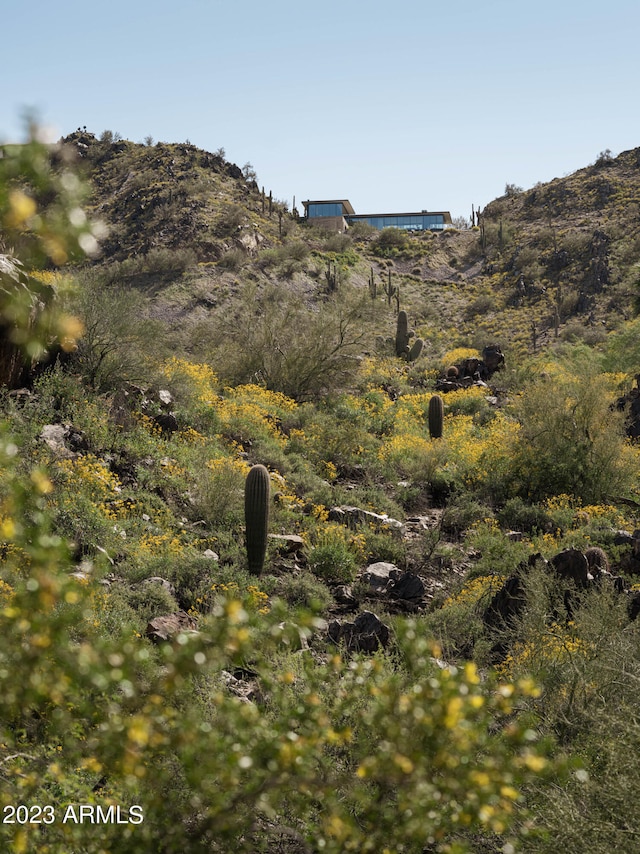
[
  {"xmin": 333, "ymin": 585, "xmax": 358, "ymax": 607},
  {"xmin": 202, "ymin": 549, "xmax": 220, "ymax": 561},
  {"xmin": 268, "ymin": 534, "xmax": 305, "ymax": 555},
  {"xmin": 153, "ymin": 412, "xmax": 179, "ymax": 435},
  {"xmin": 584, "ymin": 546, "xmax": 610, "ymax": 579},
  {"xmin": 483, "ymin": 574, "xmax": 526, "ymax": 631},
  {"xmin": 327, "ymin": 611, "xmax": 390, "ymax": 652},
  {"xmin": 361, "ymin": 562, "xmax": 397, "ymax": 591},
  {"xmin": 388, "ymin": 571, "xmax": 425, "ymax": 600},
  {"xmin": 158, "ymin": 389, "xmax": 173, "ymax": 407},
  {"xmin": 146, "ymin": 611, "xmax": 198, "ymax": 643},
  {"xmin": 221, "ymin": 670, "xmax": 262, "ymax": 704},
  {"xmin": 40, "ymin": 424, "xmax": 79, "ymax": 459},
  {"xmin": 481, "ymin": 344, "xmax": 505, "ymax": 376},
  {"xmin": 628, "ymin": 591, "xmax": 640, "ymax": 622},
  {"xmin": 328, "ymin": 506, "xmax": 405, "ymax": 536},
  {"xmin": 550, "ymin": 548, "xmax": 590, "ymax": 588}
]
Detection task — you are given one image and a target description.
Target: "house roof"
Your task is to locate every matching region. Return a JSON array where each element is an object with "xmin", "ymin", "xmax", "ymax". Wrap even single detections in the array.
[
  {"xmin": 302, "ymin": 200, "xmax": 451, "ymax": 222},
  {"xmin": 302, "ymin": 199, "xmax": 356, "ymax": 216}
]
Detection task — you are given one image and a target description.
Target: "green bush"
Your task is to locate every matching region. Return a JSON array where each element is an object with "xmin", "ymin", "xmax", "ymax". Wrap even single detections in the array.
[
  {"xmin": 309, "ymin": 523, "xmax": 361, "ymax": 582},
  {"xmin": 508, "ymin": 367, "xmax": 634, "ymax": 504}
]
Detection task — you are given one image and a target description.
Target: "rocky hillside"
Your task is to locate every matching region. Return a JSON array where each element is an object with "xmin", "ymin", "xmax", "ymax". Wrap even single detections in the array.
[{"xmin": 62, "ymin": 131, "xmax": 640, "ymax": 361}]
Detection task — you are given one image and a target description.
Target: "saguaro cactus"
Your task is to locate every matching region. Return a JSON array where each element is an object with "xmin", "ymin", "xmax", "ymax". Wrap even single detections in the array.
[
  {"xmin": 408, "ymin": 338, "xmax": 424, "ymax": 362},
  {"xmin": 395, "ymin": 310, "xmax": 411, "ymax": 357},
  {"xmin": 428, "ymin": 394, "xmax": 444, "ymax": 439},
  {"xmin": 244, "ymin": 464, "xmax": 270, "ymax": 575}
]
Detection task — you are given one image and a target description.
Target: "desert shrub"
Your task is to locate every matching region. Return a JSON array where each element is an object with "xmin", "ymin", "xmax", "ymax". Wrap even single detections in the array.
[
  {"xmin": 205, "ymin": 283, "xmax": 374, "ymax": 401},
  {"xmin": 465, "ymin": 521, "xmax": 532, "ymax": 580},
  {"xmin": 190, "ymin": 453, "xmax": 249, "ymax": 528},
  {"xmin": 372, "ymin": 226, "xmax": 409, "ymax": 256},
  {"xmin": 216, "ymin": 202, "xmax": 246, "ymax": 236},
  {"xmin": 217, "ymin": 247, "xmax": 247, "ymax": 270},
  {"xmin": 361, "ymin": 527, "xmax": 406, "ymax": 565},
  {"xmin": 308, "ymin": 522, "xmax": 365, "ymax": 582},
  {"xmin": 507, "ymin": 367, "xmax": 635, "ymax": 503},
  {"xmin": 271, "ymin": 571, "xmax": 333, "ymax": 610},
  {"xmin": 497, "ymin": 497, "xmax": 556, "ymax": 535},
  {"xmin": 323, "ymin": 233, "xmax": 352, "ymax": 253},
  {"xmin": 67, "ymin": 271, "xmax": 165, "ymax": 390},
  {"xmin": 441, "ymin": 495, "xmax": 494, "ymax": 539},
  {"xmin": 347, "ymin": 220, "xmax": 377, "ymax": 240},
  {"xmin": 426, "ymin": 573, "xmax": 504, "ymax": 660},
  {"xmin": 116, "ymin": 580, "xmax": 180, "ymax": 626},
  {"xmin": 601, "ymin": 315, "xmax": 640, "ymax": 373},
  {"xmin": 559, "ymin": 320, "xmax": 607, "ymax": 345},
  {"xmin": 464, "ymin": 293, "xmax": 494, "ymax": 318}
]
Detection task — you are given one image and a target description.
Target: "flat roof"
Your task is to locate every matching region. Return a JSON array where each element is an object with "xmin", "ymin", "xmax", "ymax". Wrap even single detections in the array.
[
  {"xmin": 302, "ymin": 199, "xmax": 451, "ymax": 222},
  {"xmin": 302, "ymin": 199, "xmax": 356, "ymax": 216}
]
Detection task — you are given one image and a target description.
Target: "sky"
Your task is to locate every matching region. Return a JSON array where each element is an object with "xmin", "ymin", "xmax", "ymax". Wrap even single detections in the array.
[{"xmin": 4, "ymin": 0, "xmax": 640, "ymax": 221}]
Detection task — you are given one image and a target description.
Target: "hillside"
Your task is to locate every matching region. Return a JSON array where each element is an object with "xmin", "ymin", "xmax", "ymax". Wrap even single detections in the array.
[
  {"xmin": 63, "ymin": 131, "xmax": 640, "ymax": 361},
  {"xmin": 2, "ymin": 130, "xmax": 640, "ymax": 853}
]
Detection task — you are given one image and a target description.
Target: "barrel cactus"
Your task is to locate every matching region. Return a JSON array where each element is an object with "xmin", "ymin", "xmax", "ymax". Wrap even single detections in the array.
[
  {"xmin": 244, "ymin": 464, "xmax": 271, "ymax": 575},
  {"xmin": 428, "ymin": 394, "xmax": 444, "ymax": 439}
]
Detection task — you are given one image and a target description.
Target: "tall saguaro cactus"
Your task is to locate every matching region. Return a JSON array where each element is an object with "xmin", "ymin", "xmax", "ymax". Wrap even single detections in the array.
[
  {"xmin": 428, "ymin": 395, "xmax": 444, "ymax": 440},
  {"xmin": 244, "ymin": 464, "xmax": 271, "ymax": 576},
  {"xmin": 395, "ymin": 310, "xmax": 411, "ymax": 357}
]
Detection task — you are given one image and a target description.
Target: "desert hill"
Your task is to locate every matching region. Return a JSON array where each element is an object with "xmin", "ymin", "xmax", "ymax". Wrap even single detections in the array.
[{"xmin": 62, "ymin": 130, "xmax": 640, "ymax": 362}]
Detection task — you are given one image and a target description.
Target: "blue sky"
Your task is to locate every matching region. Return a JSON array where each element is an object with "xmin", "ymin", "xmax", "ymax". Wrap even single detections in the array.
[{"xmin": 4, "ymin": 0, "xmax": 640, "ymax": 220}]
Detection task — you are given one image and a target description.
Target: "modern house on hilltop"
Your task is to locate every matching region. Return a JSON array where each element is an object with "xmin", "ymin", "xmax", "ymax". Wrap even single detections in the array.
[{"xmin": 302, "ymin": 199, "xmax": 452, "ymax": 233}]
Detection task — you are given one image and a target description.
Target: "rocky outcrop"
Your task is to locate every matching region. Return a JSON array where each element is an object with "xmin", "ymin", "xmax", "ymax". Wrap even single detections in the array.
[{"xmin": 435, "ymin": 344, "xmax": 505, "ymax": 393}]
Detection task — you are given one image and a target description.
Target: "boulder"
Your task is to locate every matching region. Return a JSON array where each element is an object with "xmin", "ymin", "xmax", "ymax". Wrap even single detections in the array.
[
  {"xmin": 361, "ymin": 562, "xmax": 398, "ymax": 591},
  {"xmin": 327, "ymin": 611, "xmax": 390, "ymax": 652},
  {"xmin": 40, "ymin": 423, "xmax": 88, "ymax": 459},
  {"xmin": 388, "ymin": 571, "xmax": 425, "ymax": 601},
  {"xmin": 146, "ymin": 611, "xmax": 198, "ymax": 643},
  {"xmin": 550, "ymin": 548, "xmax": 590, "ymax": 588}
]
